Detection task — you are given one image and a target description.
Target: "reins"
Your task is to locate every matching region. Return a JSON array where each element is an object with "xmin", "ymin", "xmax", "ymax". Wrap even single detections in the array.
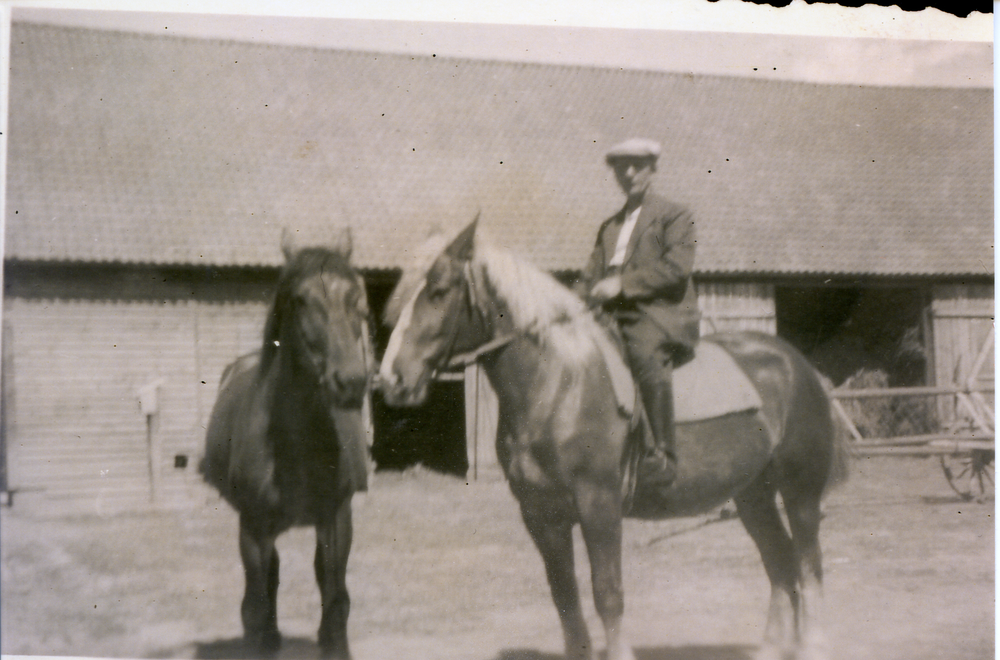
[
  {"xmin": 446, "ymin": 333, "xmax": 518, "ymax": 369},
  {"xmin": 442, "ymin": 260, "xmax": 520, "ymax": 369}
]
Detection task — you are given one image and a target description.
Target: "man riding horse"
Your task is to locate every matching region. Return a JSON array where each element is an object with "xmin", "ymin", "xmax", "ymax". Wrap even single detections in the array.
[{"xmin": 577, "ymin": 138, "xmax": 701, "ymax": 487}]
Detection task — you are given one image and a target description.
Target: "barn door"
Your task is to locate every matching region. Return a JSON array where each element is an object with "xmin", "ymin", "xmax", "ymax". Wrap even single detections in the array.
[{"xmin": 931, "ymin": 284, "xmax": 994, "ymax": 429}]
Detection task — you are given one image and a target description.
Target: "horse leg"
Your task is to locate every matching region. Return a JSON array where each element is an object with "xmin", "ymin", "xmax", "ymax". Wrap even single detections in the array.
[
  {"xmin": 782, "ymin": 491, "xmax": 828, "ymax": 660},
  {"xmin": 315, "ymin": 497, "xmax": 353, "ymax": 659},
  {"xmin": 239, "ymin": 518, "xmax": 282, "ymax": 656},
  {"xmin": 575, "ymin": 482, "xmax": 635, "ymax": 660},
  {"xmin": 734, "ymin": 474, "xmax": 798, "ymax": 660},
  {"xmin": 520, "ymin": 499, "xmax": 594, "ymax": 660}
]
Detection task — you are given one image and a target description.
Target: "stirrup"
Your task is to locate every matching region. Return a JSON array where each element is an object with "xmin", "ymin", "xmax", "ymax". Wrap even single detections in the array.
[{"xmin": 638, "ymin": 451, "xmax": 676, "ymax": 487}]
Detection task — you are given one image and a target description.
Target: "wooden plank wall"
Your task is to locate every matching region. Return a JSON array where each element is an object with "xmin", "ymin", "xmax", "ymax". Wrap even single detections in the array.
[
  {"xmin": 931, "ymin": 284, "xmax": 994, "ymax": 423},
  {"xmin": 697, "ymin": 282, "xmax": 776, "ymax": 335},
  {"xmin": 4, "ymin": 297, "xmax": 266, "ymax": 512}
]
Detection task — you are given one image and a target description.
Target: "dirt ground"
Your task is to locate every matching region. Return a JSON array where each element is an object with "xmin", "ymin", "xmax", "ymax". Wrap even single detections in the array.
[{"xmin": 1, "ymin": 456, "xmax": 993, "ymax": 660}]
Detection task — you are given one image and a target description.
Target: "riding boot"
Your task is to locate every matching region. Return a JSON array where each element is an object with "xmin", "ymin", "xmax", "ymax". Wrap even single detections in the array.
[{"xmin": 638, "ymin": 378, "xmax": 678, "ymax": 487}]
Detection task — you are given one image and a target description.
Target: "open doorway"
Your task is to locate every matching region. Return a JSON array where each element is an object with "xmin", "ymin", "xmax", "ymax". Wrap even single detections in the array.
[
  {"xmin": 366, "ymin": 274, "xmax": 469, "ymax": 477},
  {"xmin": 775, "ymin": 285, "xmax": 930, "ymax": 387}
]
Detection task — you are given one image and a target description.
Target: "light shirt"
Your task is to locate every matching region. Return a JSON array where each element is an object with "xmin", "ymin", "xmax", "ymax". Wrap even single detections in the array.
[{"xmin": 608, "ymin": 205, "xmax": 641, "ymax": 268}]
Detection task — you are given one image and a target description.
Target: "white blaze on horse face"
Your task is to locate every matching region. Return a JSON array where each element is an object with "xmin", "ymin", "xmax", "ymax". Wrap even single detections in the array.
[{"xmin": 379, "ymin": 281, "xmax": 425, "ymax": 386}]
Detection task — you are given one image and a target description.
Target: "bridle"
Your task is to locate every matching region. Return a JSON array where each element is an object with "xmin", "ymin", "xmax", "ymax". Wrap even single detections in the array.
[{"xmin": 438, "ymin": 260, "xmax": 519, "ymax": 370}]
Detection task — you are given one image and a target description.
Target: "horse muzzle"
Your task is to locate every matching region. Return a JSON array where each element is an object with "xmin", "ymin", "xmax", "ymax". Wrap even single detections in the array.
[
  {"xmin": 373, "ymin": 368, "xmax": 429, "ymax": 408},
  {"xmin": 323, "ymin": 368, "xmax": 367, "ymax": 409}
]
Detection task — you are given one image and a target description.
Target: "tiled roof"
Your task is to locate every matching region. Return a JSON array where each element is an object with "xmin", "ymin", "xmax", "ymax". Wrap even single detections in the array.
[{"xmin": 5, "ymin": 23, "xmax": 993, "ymax": 276}]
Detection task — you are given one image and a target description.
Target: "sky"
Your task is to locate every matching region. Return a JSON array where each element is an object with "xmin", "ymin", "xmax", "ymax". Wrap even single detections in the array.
[{"xmin": 5, "ymin": 0, "xmax": 994, "ymax": 88}]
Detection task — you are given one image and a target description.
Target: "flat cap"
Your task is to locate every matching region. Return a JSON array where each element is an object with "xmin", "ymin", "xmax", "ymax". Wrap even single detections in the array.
[{"xmin": 605, "ymin": 138, "xmax": 661, "ymax": 163}]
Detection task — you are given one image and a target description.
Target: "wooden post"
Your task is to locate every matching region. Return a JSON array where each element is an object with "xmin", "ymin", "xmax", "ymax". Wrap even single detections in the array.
[
  {"xmin": 465, "ymin": 363, "xmax": 499, "ymax": 479},
  {"xmin": 138, "ymin": 379, "xmax": 165, "ymax": 505},
  {"xmin": 145, "ymin": 412, "xmax": 162, "ymax": 504},
  {"xmin": 1, "ymin": 322, "xmax": 13, "ymax": 498},
  {"xmin": 0, "ymin": 4, "xmax": 10, "ymax": 499}
]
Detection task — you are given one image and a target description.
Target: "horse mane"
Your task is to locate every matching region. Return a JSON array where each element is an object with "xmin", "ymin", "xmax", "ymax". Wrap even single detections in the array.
[
  {"xmin": 383, "ymin": 232, "xmax": 452, "ymax": 327},
  {"xmin": 261, "ymin": 247, "xmax": 355, "ymax": 372},
  {"xmin": 472, "ymin": 240, "xmax": 611, "ymax": 361},
  {"xmin": 472, "ymin": 243, "xmax": 588, "ymax": 329},
  {"xmin": 383, "ymin": 226, "xmax": 614, "ymax": 363}
]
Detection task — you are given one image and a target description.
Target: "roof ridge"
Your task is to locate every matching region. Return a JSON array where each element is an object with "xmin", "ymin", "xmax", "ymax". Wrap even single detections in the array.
[{"xmin": 14, "ymin": 20, "xmax": 992, "ymax": 92}]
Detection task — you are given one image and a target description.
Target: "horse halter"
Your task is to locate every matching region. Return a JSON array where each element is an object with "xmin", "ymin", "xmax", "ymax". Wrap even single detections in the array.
[
  {"xmin": 423, "ymin": 260, "xmax": 478, "ymax": 378},
  {"xmin": 442, "ymin": 261, "xmax": 518, "ymax": 369}
]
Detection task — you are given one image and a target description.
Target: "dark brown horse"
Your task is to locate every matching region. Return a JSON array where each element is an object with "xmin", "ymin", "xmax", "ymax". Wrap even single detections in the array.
[
  {"xmin": 378, "ymin": 220, "xmax": 847, "ymax": 660},
  {"xmin": 200, "ymin": 229, "xmax": 372, "ymax": 659}
]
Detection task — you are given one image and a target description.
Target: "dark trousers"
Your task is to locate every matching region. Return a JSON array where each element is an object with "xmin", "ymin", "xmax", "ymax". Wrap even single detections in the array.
[{"xmin": 617, "ymin": 316, "xmax": 678, "ymax": 460}]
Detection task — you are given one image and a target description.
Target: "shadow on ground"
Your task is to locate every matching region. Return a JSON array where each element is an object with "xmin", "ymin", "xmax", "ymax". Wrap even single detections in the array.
[
  {"xmin": 151, "ymin": 636, "xmax": 320, "ymax": 659},
  {"xmin": 920, "ymin": 494, "xmax": 992, "ymax": 505},
  {"xmin": 495, "ymin": 645, "xmax": 755, "ymax": 660}
]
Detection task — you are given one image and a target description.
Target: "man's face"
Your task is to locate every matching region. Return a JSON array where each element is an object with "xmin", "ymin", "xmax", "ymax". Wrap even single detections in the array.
[{"xmin": 611, "ymin": 157, "xmax": 655, "ymax": 200}]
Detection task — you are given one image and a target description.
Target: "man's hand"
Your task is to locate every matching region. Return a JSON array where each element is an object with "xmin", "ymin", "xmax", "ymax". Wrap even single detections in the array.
[{"xmin": 589, "ymin": 276, "xmax": 623, "ymax": 304}]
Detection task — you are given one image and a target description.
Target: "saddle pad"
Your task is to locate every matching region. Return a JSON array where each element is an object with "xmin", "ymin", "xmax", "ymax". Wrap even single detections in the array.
[
  {"xmin": 674, "ymin": 341, "xmax": 762, "ymax": 422},
  {"xmin": 593, "ymin": 334, "xmax": 761, "ymax": 424},
  {"xmin": 591, "ymin": 329, "xmax": 638, "ymax": 418}
]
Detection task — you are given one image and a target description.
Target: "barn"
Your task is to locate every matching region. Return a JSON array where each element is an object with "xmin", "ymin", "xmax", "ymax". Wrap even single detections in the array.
[{"xmin": 2, "ymin": 22, "xmax": 993, "ymax": 511}]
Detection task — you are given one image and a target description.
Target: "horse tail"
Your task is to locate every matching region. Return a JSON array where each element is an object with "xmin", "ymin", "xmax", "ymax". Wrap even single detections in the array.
[{"xmin": 819, "ymin": 373, "xmax": 852, "ymax": 495}]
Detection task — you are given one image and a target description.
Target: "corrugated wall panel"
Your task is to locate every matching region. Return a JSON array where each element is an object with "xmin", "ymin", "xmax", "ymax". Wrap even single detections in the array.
[
  {"xmin": 179, "ymin": 301, "xmax": 267, "ymax": 506},
  {"xmin": 193, "ymin": 302, "xmax": 268, "ymax": 431},
  {"xmin": 698, "ymin": 282, "xmax": 776, "ymax": 335},
  {"xmin": 7, "ymin": 298, "xmax": 195, "ymax": 508},
  {"xmin": 4, "ymin": 297, "xmax": 268, "ymax": 511}
]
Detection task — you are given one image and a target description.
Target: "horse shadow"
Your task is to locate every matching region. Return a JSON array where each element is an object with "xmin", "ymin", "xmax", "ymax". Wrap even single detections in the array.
[
  {"xmin": 921, "ymin": 492, "xmax": 994, "ymax": 506},
  {"xmin": 495, "ymin": 645, "xmax": 755, "ymax": 660},
  {"xmin": 177, "ymin": 636, "xmax": 319, "ymax": 659}
]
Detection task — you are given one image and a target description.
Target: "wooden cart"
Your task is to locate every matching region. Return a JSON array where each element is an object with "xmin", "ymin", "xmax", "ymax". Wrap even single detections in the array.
[{"xmin": 831, "ymin": 380, "xmax": 994, "ymax": 503}]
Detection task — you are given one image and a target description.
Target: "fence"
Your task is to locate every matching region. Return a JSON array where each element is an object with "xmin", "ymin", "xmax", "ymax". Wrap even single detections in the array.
[
  {"xmin": 830, "ymin": 384, "xmax": 994, "ymax": 457},
  {"xmin": 830, "ymin": 334, "xmax": 994, "ymax": 501},
  {"xmin": 831, "ymin": 331, "xmax": 994, "ymax": 454}
]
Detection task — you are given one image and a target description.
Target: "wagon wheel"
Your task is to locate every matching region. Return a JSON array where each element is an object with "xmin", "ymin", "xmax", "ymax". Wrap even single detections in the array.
[{"xmin": 940, "ymin": 449, "xmax": 995, "ymax": 503}]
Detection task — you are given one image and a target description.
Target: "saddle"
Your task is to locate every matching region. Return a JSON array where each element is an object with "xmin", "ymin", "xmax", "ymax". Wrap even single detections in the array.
[
  {"xmin": 591, "ymin": 328, "xmax": 765, "ymax": 513},
  {"xmin": 591, "ymin": 327, "xmax": 762, "ymax": 425}
]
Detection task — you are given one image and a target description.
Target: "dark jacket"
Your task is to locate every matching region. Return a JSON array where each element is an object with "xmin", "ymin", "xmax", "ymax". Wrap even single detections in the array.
[{"xmin": 579, "ymin": 191, "xmax": 700, "ymax": 354}]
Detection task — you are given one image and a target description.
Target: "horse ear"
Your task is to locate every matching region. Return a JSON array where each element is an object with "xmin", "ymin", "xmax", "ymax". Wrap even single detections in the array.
[
  {"xmin": 445, "ymin": 212, "xmax": 479, "ymax": 261},
  {"xmin": 330, "ymin": 226, "xmax": 353, "ymax": 260},
  {"xmin": 281, "ymin": 228, "xmax": 298, "ymax": 262}
]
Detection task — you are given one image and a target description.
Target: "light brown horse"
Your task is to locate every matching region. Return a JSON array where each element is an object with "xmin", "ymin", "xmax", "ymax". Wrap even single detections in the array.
[
  {"xmin": 378, "ymin": 220, "xmax": 847, "ymax": 660},
  {"xmin": 201, "ymin": 230, "xmax": 372, "ymax": 659}
]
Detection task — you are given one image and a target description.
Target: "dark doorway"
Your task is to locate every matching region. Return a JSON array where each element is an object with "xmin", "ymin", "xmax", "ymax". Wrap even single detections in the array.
[
  {"xmin": 365, "ymin": 273, "xmax": 469, "ymax": 477},
  {"xmin": 775, "ymin": 285, "xmax": 929, "ymax": 387},
  {"xmin": 370, "ymin": 383, "xmax": 468, "ymax": 476}
]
